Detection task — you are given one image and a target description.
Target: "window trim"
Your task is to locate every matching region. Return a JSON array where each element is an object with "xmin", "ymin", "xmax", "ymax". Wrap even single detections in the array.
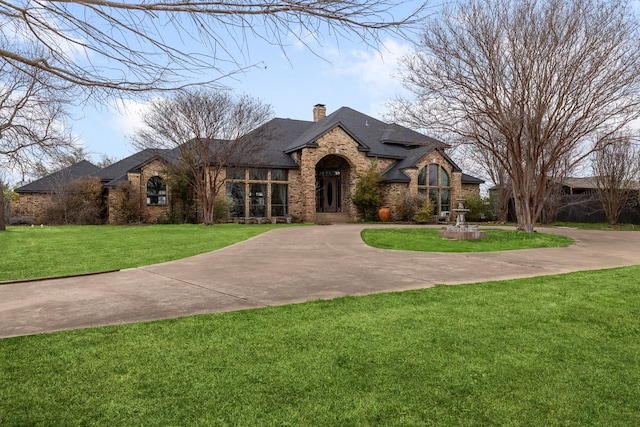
[
  {"xmin": 417, "ymin": 164, "xmax": 451, "ymax": 214},
  {"xmin": 146, "ymin": 175, "xmax": 167, "ymax": 206},
  {"xmin": 226, "ymin": 167, "xmax": 289, "ymax": 218}
]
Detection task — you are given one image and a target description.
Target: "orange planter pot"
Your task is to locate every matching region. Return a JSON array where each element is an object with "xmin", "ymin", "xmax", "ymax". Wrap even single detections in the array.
[{"xmin": 378, "ymin": 206, "xmax": 391, "ymax": 222}]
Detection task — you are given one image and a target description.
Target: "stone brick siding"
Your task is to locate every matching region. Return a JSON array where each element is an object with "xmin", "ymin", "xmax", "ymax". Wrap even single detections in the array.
[
  {"xmin": 107, "ymin": 187, "xmax": 124, "ymax": 224},
  {"xmin": 11, "ymin": 193, "xmax": 53, "ymax": 224},
  {"xmin": 107, "ymin": 160, "xmax": 171, "ymax": 224},
  {"xmin": 135, "ymin": 160, "xmax": 171, "ymax": 223},
  {"xmin": 293, "ymin": 127, "xmax": 396, "ymax": 222}
]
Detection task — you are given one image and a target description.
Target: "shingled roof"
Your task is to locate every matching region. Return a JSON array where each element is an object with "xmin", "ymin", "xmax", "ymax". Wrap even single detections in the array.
[
  {"xmin": 16, "ymin": 106, "xmax": 484, "ymax": 195},
  {"xmin": 16, "ymin": 160, "xmax": 101, "ymax": 193},
  {"xmin": 284, "ymin": 107, "xmax": 447, "ymax": 159},
  {"xmin": 92, "ymin": 148, "xmax": 172, "ymax": 187}
]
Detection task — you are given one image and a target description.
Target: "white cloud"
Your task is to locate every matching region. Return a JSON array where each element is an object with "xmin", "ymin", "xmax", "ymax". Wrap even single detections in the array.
[
  {"xmin": 109, "ymin": 98, "xmax": 155, "ymax": 137},
  {"xmin": 325, "ymin": 39, "xmax": 411, "ymax": 96}
]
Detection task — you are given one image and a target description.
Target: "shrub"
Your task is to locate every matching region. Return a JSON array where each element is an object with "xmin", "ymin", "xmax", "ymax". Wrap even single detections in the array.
[
  {"xmin": 352, "ymin": 161, "xmax": 384, "ymax": 220},
  {"xmin": 213, "ymin": 196, "xmax": 232, "ymax": 223},
  {"xmin": 463, "ymin": 194, "xmax": 492, "ymax": 222},
  {"xmin": 166, "ymin": 172, "xmax": 197, "ymax": 224},
  {"xmin": 391, "ymin": 192, "xmax": 428, "ymax": 222},
  {"xmin": 44, "ymin": 177, "xmax": 104, "ymax": 225},
  {"xmin": 9, "ymin": 215, "xmax": 34, "ymax": 226},
  {"xmin": 114, "ymin": 181, "xmax": 143, "ymax": 224},
  {"xmin": 413, "ymin": 199, "xmax": 436, "ymax": 224}
]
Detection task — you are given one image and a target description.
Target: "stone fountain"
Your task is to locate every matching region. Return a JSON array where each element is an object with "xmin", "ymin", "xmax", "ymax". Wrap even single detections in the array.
[{"xmin": 438, "ymin": 197, "xmax": 487, "ymax": 241}]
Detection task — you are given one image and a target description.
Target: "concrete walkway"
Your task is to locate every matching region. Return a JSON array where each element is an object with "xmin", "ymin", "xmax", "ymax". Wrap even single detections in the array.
[{"xmin": 1, "ymin": 224, "xmax": 640, "ymax": 338}]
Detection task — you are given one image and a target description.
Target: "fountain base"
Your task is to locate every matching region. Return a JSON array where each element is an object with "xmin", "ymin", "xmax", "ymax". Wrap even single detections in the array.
[
  {"xmin": 439, "ymin": 197, "xmax": 488, "ymax": 240},
  {"xmin": 438, "ymin": 224, "xmax": 488, "ymax": 241}
]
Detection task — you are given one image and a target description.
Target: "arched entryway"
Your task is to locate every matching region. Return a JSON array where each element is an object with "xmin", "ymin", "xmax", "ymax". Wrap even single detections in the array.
[{"xmin": 315, "ymin": 155, "xmax": 351, "ymax": 214}]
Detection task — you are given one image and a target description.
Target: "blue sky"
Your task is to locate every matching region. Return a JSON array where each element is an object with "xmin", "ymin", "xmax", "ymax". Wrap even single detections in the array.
[{"xmin": 72, "ymin": 4, "xmax": 426, "ymax": 164}]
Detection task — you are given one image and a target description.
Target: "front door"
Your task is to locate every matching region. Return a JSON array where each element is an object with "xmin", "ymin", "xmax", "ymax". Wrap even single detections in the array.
[
  {"xmin": 316, "ymin": 169, "xmax": 341, "ymax": 213},
  {"xmin": 322, "ymin": 176, "xmax": 339, "ymax": 212}
]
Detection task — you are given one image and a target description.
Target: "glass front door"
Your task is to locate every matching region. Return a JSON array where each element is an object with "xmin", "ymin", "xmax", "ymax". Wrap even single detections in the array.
[{"xmin": 316, "ymin": 169, "xmax": 341, "ymax": 213}]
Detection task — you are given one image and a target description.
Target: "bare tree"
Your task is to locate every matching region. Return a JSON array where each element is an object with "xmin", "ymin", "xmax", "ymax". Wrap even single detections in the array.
[
  {"xmin": 0, "ymin": 61, "xmax": 76, "ymax": 230},
  {"xmin": 591, "ymin": 135, "xmax": 640, "ymax": 225},
  {"xmin": 95, "ymin": 153, "xmax": 116, "ymax": 169},
  {"xmin": 132, "ymin": 89, "xmax": 273, "ymax": 225},
  {"xmin": 1, "ymin": 0, "xmax": 426, "ymax": 94},
  {"xmin": 30, "ymin": 145, "xmax": 91, "ymax": 179},
  {"xmin": 393, "ymin": 0, "xmax": 640, "ymax": 232}
]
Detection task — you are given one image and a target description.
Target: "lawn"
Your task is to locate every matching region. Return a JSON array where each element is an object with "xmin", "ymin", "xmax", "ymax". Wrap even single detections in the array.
[
  {"xmin": 1, "ymin": 225, "xmax": 572, "ymax": 282},
  {"xmin": 0, "ymin": 224, "xmax": 284, "ymax": 282},
  {"xmin": 1, "ymin": 266, "xmax": 639, "ymax": 426},
  {"xmin": 361, "ymin": 227, "xmax": 574, "ymax": 252}
]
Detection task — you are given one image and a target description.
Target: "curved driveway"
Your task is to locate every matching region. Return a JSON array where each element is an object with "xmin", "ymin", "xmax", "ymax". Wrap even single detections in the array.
[{"xmin": 1, "ymin": 224, "xmax": 640, "ymax": 338}]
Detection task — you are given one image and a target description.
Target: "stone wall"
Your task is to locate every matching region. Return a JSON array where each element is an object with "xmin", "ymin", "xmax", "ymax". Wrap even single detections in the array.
[
  {"xmin": 293, "ymin": 127, "xmax": 395, "ymax": 222},
  {"xmin": 11, "ymin": 193, "xmax": 53, "ymax": 224},
  {"xmin": 134, "ymin": 160, "xmax": 171, "ymax": 223},
  {"xmin": 107, "ymin": 159, "xmax": 171, "ymax": 224},
  {"xmin": 461, "ymin": 183, "xmax": 481, "ymax": 199}
]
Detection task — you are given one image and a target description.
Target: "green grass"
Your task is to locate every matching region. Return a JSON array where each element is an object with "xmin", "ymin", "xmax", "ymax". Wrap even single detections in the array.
[
  {"xmin": 361, "ymin": 228, "xmax": 574, "ymax": 252},
  {"xmin": 0, "ymin": 224, "xmax": 284, "ymax": 282},
  {"xmin": 1, "ymin": 266, "xmax": 639, "ymax": 426}
]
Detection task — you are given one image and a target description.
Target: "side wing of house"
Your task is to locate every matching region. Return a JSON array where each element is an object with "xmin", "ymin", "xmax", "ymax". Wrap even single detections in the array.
[{"xmin": 12, "ymin": 160, "xmax": 101, "ymax": 224}]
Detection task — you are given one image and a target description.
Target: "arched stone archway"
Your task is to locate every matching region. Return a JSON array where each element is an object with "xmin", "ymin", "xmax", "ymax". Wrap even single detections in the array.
[{"xmin": 315, "ymin": 155, "xmax": 352, "ymax": 214}]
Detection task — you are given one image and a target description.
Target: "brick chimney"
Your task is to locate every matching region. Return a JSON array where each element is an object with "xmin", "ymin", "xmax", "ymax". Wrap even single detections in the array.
[{"xmin": 313, "ymin": 104, "xmax": 326, "ymax": 122}]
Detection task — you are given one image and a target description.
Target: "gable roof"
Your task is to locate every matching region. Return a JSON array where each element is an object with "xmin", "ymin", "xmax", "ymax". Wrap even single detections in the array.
[
  {"xmin": 92, "ymin": 149, "xmax": 170, "ymax": 185},
  {"xmin": 284, "ymin": 107, "xmax": 448, "ymax": 159},
  {"xmin": 16, "ymin": 160, "xmax": 101, "ymax": 193}
]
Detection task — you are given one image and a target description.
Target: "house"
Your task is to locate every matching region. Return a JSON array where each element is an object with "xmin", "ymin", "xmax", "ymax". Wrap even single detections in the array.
[{"xmin": 13, "ymin": 104, "xmax": 484, "ymax": 224}]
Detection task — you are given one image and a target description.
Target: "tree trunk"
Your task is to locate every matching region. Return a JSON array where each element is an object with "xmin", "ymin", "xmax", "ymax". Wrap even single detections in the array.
[
  {"xmin": 200, "ymin": 194, "xmax": 215, "ymax": 225},
  {"xmin": 498, "ymin": 186, "xmax": 511, "ymax": 223},
  {"xmin": 0, "ymin": 181, "xmax": 6, "ymax": 231},
  {"xmin": 513, "ymin": 191, "xmax": 536, "ymax": 233}
]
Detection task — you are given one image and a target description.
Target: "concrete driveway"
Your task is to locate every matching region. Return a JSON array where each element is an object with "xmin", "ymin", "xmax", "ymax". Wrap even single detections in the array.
[{"xmin": 1, "ymin": 224, "xmax": 639, "ymax": 338}]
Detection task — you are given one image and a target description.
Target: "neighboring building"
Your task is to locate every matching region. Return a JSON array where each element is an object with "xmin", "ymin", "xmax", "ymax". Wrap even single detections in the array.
[
  {"xmin": 553, "ymin": 176, "xmax": 640, "ymax": 223},
  {"xmin": 13, "ymin": 105, "xmax": 484, "ymax": 224}
]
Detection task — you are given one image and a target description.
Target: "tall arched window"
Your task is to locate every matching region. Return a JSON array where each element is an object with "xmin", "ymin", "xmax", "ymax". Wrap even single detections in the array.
[
  {"xmin": 418, "ymin": 164, "xmax": 450, "ymax": 214},
  {"xmin": 147, "ymin": 176, "xmax": 167, "ymax": 206}
]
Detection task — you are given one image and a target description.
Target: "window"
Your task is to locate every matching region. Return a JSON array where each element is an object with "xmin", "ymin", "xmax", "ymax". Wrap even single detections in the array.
[
  {"xmin": 271, "ymin": 169, "xmax": 288, "ymax": 181},
  {"xmin": 249, "ymin": 183, "xmax": 267, "ymax": 217},
  {"xmin": 271, "ymin": 184, "xmax": 288, "ymax": 216},
  {"xmin": 226, "ymin": 182, "xmax": 245, "ymax": 217},
  {"xmin": 227, "ymin": 167, "xmax": 288, "ymax": 218},
  {"xmin": 418, "ymin": 164, "xmax": 450, "ymax": 214},
  {"xmin": 146, "ymin": 176, "xmax": 167, "ymax": 206},
  {"xmin": 227, "ymin": 167, "xmax": 246, "ymax": 180},
  {"xmin": 249, "ymin": 168, "xmax": 267, "ymax": 181}
]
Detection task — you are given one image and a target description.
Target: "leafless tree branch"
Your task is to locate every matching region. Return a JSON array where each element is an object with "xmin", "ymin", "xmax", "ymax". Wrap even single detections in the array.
[
  {"xmin": 0, "ymin": 58, "xmax": 77, "ymax": 229},
  {"xmin": 1, "ymin": 0, "xmax": 427, "ymax": 94},
  {"xmin": 591, "ymin": 134, "xmax": 640, "ymax": 225}
]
